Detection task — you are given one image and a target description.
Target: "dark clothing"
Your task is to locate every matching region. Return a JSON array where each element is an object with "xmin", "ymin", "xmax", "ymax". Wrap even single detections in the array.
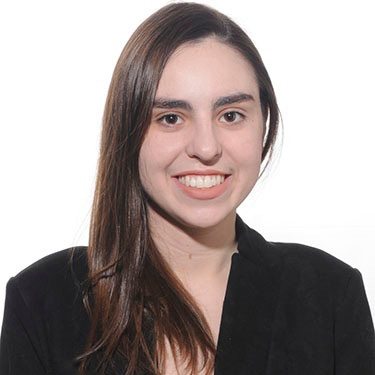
[{"xmin": 1, "ymin": 216, "xmax": 375, "ymax": 374}]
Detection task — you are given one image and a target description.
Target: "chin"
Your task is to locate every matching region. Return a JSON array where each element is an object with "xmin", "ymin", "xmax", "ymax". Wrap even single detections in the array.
[
  {"xmin": 146, "ymin": 193, "xmax": 239, "ymax": 232},
  {"xmin": 171, "ymin": 207, "xmax": 236, "ymax": 231}
]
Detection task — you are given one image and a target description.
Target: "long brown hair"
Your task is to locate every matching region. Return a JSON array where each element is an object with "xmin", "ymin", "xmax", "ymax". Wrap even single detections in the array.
[{"xmin": 78, "ymin": 2, "xmax": 279, "ymax": 374}]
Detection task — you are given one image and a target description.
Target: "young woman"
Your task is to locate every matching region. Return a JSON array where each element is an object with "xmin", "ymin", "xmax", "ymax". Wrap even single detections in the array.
[{"xmin": 1, "ymin": 3, "xmax": 374, "ymax": 375}]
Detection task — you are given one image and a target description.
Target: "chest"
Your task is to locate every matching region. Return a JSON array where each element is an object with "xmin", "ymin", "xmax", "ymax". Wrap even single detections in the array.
[{"xmin": 163, "ymin": 285, "xmax": 227, "ymax": 375}]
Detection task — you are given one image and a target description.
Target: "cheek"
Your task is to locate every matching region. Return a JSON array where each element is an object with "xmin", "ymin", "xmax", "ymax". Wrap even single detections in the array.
[
  {"xmin": 229, "ymin": 129, "xmax": 263, "ymax": 169},
  {"xmin": 138, "ymin": 134, "xmax": 180, "ymax": 188},
  {"xmin": 138, "ymin": 137, "xmax": 155, "ymax": 189},
  {"xmin": 138, "ymin": 155, "xmax": 151, "ymax": 188},
  {"xmin": 235, "ymin": 135, "xmax": 263, "ymax": 199}
]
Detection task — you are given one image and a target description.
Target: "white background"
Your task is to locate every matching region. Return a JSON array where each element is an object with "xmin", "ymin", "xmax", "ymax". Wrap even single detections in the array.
[{"xmin": 0, "ymin": 0, "xmax": 374, "ymax": 328}]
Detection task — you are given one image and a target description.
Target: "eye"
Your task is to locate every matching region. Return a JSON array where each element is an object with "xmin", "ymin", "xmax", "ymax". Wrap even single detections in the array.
[
  {"xmin": 157, "ymin": 113, "xmax": 183, "ymax": 126},
  {"xmin": 220, "ymin": 111, "xmax": 244, "ymax": 124}
]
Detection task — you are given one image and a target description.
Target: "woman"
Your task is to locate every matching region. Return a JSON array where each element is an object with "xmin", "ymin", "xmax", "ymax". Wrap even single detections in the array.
[{"xmin": 0, "ymin": 2, "xmax": 374, "ymax": 375}]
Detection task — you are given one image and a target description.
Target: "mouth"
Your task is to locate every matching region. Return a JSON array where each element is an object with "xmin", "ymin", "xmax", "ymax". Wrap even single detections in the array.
[{"xmin": 175, "ymin": 174, "xmax": 230, "ymax": 189}]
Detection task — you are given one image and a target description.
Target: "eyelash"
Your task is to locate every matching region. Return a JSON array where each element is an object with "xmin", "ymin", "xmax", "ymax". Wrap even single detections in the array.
[
  {"xmin": 157, "ymin": 113, "xmax": 183, "ymax": 126},
  {"xmin": 157, "ymin": 111, "xmax": 245, "ymax": 126},
  {"xmin": 219, "ymin": 111, "xmax": 245, "ymax": 124}
]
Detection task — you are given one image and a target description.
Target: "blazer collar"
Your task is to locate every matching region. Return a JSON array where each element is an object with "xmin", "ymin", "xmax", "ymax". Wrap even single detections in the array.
[
  {"xmin": 214, "ymin": 214, "xmax": 283, "ymax": 375},
  {"xmin": 74, "ymin": 216, "xmax": 283, "ymax": 375}
]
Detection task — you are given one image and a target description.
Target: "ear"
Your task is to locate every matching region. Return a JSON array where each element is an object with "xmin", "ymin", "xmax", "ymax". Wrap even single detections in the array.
[{"xmin": 262, "ymin": 106, "xmax": 269, "ymax": 147}]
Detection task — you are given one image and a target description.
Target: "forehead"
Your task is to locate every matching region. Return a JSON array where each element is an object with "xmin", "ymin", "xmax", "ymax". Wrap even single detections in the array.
[{"xmin": 156, "ymin": 37, "xmax": 260, "ymax": 102}]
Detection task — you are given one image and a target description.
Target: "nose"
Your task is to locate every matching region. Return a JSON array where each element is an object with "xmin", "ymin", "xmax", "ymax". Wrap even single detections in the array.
[{"xmin": 185, "ymin": 118, "xmax": 222, "ymax": 164}]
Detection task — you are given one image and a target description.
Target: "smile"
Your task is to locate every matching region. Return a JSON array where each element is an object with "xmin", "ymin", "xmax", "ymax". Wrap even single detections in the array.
[{"xmin": 178, "ymin": 175, "xmax": 225, "ymax": 189}]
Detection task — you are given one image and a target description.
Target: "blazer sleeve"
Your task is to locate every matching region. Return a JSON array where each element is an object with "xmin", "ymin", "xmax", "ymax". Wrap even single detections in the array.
[
  {"xmin": 0, "ymin": 277, "xmax": 47, "ymax": 375},
  {"xmin": 334, "ymin": 268, "xmax": 375, "ymax": 374}
]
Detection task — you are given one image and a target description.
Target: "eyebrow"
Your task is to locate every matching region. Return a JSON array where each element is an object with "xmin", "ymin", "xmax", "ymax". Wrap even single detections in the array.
[
  {"xmin": 153, "ymin": 92, "xmax": 254, "ymax": 111},
  {"xmin": 213, "ymin": 93, "xmax": 255, "ymax": 109},
  {"xmin": 153, "ymin": 99, "xmax": 192, "ymax": 110}
]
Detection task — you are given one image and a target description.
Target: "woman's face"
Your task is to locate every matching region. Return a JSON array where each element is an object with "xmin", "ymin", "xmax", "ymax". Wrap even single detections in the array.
[{"xmin": 139, "ymin": 37, "xmax": 265, "ymax": 230}]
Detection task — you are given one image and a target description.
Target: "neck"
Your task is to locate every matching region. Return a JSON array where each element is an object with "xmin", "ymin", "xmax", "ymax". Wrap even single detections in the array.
[{"xmin": 147, "ymin": 208, "xmax": 238, "ymax": 288}]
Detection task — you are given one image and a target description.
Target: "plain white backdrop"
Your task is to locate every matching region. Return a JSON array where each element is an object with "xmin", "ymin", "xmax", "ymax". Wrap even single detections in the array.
[{"xmin": 0, "ymin": 0, "xmax": 374, "ymax": 328}]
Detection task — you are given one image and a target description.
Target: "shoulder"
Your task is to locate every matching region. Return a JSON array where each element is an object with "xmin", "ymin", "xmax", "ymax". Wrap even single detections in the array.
[
  {"xmin": 263, "ymin": 241, "xmax": 361, "ymax": 309},
  {"xmin": 236, "ymin": 216, "xmax": 358, "ymax": 300},
  {"xmin": 6, "ymin": 246, "xmax": 88, "ymax": 311},
  {"xmin": 269, "ymin": 240, "xmax": 354, "ymax": 276},
  {"xmin": 237, "ymin": 215, "xmax": 354, "ymax": 276},
  {"xmin": 1, "ymin": 248, "xmax": 90, "ymax": 372},
  {"xmin": 251, "ymin": 231, "xmax": 366, "ymax": 314},
  {"xmin": 13, "ymin": 246, "xmax": 88, "ymax": 286}
]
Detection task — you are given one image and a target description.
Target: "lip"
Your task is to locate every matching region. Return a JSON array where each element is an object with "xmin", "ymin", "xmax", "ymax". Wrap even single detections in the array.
[
  {"xmin": 173, "ymin": 174, "xmax": 232, "ymax": 200},
  {"xmin": 173, "ymin": 169, "xmax": 229, "ymax": 177}
]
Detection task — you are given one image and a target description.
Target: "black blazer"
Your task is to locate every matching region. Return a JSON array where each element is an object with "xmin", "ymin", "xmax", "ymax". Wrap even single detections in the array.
[{"xmin": 1, "ymin": 216, "xmax": 374, "ymax": 374}]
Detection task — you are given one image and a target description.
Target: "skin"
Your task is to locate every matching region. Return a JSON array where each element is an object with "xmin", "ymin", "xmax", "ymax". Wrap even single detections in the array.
[
  {"xmin": 139, "ymin": 36, "xmax": 266, "ymax": 374},
  {"xmin": 138, "ymin": 37, "xmax": 265, "ymax": 288}
]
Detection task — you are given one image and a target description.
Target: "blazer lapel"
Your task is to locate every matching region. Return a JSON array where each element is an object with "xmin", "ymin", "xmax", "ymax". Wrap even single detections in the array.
[{"xmin": 214, "ymin": 215, "xmax": 283, "ymax": 375}]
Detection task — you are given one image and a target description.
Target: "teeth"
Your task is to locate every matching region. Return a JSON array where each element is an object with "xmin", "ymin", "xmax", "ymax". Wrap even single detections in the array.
[
  {"xmin": 197, "ymin": 176, "xmax": 204, "ymax": 188},
  {"xmin": 204, "ymin": 176, "xmax": 211, "ymax": 188},
  {"xmin": 178, "ymin": 175, "xmax": 225, "ymax": 189}
]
